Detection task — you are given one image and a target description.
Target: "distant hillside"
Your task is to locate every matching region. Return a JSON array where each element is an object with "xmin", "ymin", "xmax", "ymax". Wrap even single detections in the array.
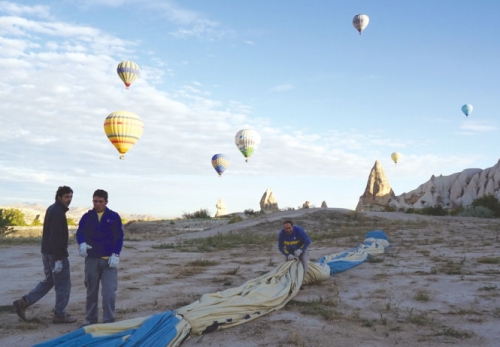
[{"xmin": 0, "ymin": 203, "xmax": 158, "ymax": 224}]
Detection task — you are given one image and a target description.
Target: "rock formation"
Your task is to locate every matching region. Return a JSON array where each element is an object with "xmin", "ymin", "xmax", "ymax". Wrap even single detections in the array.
[
  {"xmin": 321, "ymin": 201, "xmax": 328, "ymax": 208},
  {"xmin": 393, "ymin": 159, "xmax": 500, "ymax": 210},
  {"xmin": 260, "ymin": 188, "xmax": 279, "ymax": 213},
  {"xmin": 302, "ymin": 201, "xmax": 311, "ymax": 209},
  {"xmin": 356, "ymin": 160, "xmax": 397, "ymax": 212},
  {"xmin": 357, "ymin": 158, "xmax": 500, "ymax": 211},
  {"xmin": 214, "ymin": 199, "xmax": 228, "ymax": 217}
]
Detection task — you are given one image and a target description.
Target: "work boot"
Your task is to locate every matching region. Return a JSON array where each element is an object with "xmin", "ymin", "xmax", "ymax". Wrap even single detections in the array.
[
  {"xmin": 13, "ymin": 298, "xmax": 27, "ymax": 321},
  {"xmin": 53, "ymin": 314, "xmax": 77, "ymax": 324}
]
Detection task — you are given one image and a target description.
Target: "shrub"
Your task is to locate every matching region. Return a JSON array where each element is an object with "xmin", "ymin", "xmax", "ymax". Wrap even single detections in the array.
[
  {"xmin": 458, "ymin": 206, "xmax": 494, "ymax": 218},
  {"xmin": 228, "ymin": 216, "xmax": 243, "ymax": 224},
  {"xmin": 67, "ymin": 217, "xmax": 78, "ymax": 226},
  {"xmin": 182, "ymin": 208, "xmax": 211, "ymax": 219},
  {"xmin": 472, "ymin": 194, "xmax": 500, "ymax": 218},
  {"xmin": 1, "ymin": 208, "xmax": 27, "ymax": 226},
  {"xmin": 0, "ymin": 209, "xmax": 15, "ymax": 236},
  {"xmin": 244, "ymin": 209, "xmax": 259, "ymax": 217},
  {"xmin": 420, "ymin": 205, "xmax": 448, "ymax": 216},
  {"xmin": 30, "ymin": 218, "xmax": 43, "ymax": 226}
]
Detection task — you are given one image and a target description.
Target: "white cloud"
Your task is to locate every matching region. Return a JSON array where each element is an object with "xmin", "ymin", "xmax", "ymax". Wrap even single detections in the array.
[
  {"xmin": 459, "ymin": 121, "xmax": 496, "ymax": 133},
  {"xmin": 0, "ymin": 1, "xmax": 51, "ymax": 18},
  {"xmin": 269, "ymin": 84, "xmax": 294, "ymax": 93}
]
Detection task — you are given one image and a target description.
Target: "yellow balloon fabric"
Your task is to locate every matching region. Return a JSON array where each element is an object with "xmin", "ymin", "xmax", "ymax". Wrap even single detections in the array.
[
  {"xmin": 104, "ymin": 111, "xmax": 144, "ymax": 159},
  {"xmin": 116, "ymin": 60, "xmax": 140, "ymax": 89}
]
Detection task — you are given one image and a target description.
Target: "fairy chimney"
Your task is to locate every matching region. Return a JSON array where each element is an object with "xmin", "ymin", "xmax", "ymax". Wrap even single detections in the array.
[
  {"xmin": 260, "ymin": 188, "xmax": 279, "ymax": 213},
  {"xmin": 356, "ymin": 160, "xmax": 397, "ymax": 212},
  {"xmin": 321, "ymin": 201, "xmax": 328, "ymax": 208},
  {"xmin": 215, "ymin": 198, "xmax": 228, "ymax": 217}
]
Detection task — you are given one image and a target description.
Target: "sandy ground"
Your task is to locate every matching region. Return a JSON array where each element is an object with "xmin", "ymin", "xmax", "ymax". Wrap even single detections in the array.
[{"xmin": 1, "ymin": 208, "xmax": 500, "ymax": 347}]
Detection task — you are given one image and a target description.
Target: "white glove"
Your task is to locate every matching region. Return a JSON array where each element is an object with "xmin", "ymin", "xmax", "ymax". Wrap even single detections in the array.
[
  {"xmin": 108, "ymin": 254, "xmax": 120, "ymax": 268},
  {"xmin": 287, "ymin": 254, "xmax": 295, "ymax": 261},
  {"xmin": 294, "ymin": 249, "xmax": 303, "ymax": 257},
  {"xmin": 53, "ymin": 260, "xmax": 63, "ymax": 274},
  {"xmin": 79, "ymin": 242, "xmax": 92, "ymax": 257}
]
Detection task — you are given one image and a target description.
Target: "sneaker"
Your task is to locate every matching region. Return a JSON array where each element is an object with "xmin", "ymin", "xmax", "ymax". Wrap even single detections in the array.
[
  {"xmin": 79, "ymin": 321, "xmax": 92, "ymax": 328},
  {"xmin": 13, "ymin": 298, "xmax": 27, "ymax": 321},
  {"xmin": 53, "ymin": 314, "xmax": 77, "ymax": 324}
]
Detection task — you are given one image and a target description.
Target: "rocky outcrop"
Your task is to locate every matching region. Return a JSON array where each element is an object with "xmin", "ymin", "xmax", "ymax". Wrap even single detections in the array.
[
  {"xmin": 357, "ymin": 158, "xmax": 500, "ymax": 211},
  {"xmin": 393, "ymin": 159, "xmax": 500, "ymax": 210},
  {"xmin": 260, "ymin": 188, "xmax": 279, "ymax": 213},
  {"xmin": 356, "ymin": 161, "xmax": 397, "ymax": 212},
  {"xmin": 215, "ymin": 199, "xmax": 228, "ymax": 217}
]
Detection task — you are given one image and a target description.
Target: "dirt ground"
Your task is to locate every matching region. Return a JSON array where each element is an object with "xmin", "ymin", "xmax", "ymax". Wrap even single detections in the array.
[{"xmin": 1, "ymin": 208, "xmax": 500, "ymax": 347}]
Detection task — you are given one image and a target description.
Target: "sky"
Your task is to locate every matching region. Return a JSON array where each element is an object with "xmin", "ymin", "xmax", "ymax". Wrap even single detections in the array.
[{"xmin": 0, "ymin": 0, "xmax": 499, "ymax": 219}]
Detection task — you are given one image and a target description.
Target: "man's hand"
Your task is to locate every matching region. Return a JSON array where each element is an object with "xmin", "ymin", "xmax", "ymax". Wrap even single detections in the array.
[
  {"xmin": 108, "ymin": 254, "xmax": 120, "ymax": 268},
  {"xmin": 287, "ymin": 254, "xmax": 295, "ymax": 261},
  {"xmin": 79, "ymin": 242, "xmax": 92, "ymax": 257},
  {"xmin": 52, "ymin": 260, "xmax": 63, "ymax": 274},
  {"xmin": 294, "ymin": 249, "xmax": 303, "ymax": 257}
]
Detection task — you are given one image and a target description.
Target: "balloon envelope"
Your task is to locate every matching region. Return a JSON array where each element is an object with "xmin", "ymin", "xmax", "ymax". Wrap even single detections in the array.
[
  {"xmin": 104, "ymin": 111, "xmax": 144, "ymax": 159},
  {"xmin": 117, "ymin": 61, "xmax": 140, "ymax": 89},
  {"xmin": 461, "ymin": 104, "xmax": 473, "ymax": 116},
  {"xmin": 211, "ymin": 154, "xmax": 230, "ymax": 176},
  {"xmin": 235, "ymin": 129, "xmax": 261, "ymax": 162},
  {"xmin": 391, "ymin": 152, "xmax": 401, "ymax": 164},
  {"xmin": 352, "ymin": 14, "xmax": 369, "ymax": 34}
]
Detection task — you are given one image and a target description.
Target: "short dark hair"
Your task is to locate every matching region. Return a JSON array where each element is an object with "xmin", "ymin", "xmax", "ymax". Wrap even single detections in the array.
[
  {"xmin": 93, "ymin": 189, "xmax": 108, "ymax": 201},
  {"xmin": 55, "ymin": 186, "xmax": 73, "ymax": 200},
  {"xmin": 283, "ymin": 220, "xmax": 294, "ymax": 226}
]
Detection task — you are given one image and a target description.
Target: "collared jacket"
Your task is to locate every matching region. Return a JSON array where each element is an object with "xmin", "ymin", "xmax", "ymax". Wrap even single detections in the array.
[
  {"xmin": 278, "ymin": 225, "xmax": 311, "ymax": 256},
  {"xmin": 76, "ymin": 207, "xmax": 124, "ymax": 258},
  {"xmin": 41, "ymin": 200, "xmax": 70, "ymax": 260}
]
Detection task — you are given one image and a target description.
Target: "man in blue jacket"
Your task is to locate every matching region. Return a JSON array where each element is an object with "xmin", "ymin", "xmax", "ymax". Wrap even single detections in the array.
[
  {"xmin": 278, "ymin": 220, "xmax": 311, "ymax": 277},
  {"xmin": 76, "ymin": 189, "xmax": 124, "ymax": 326}
]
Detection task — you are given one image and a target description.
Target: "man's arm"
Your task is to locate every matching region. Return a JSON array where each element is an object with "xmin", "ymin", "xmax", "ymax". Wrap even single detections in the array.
[
  {"xmin": 278, "ymin": 231, "xmax": 287, "ymax": 255},
  {"xmin": 296, "ymin": 226, "xmax": 311, "ymax": 250},
  {"xmin": 49, "ymin": 209, "xmax": 67, "ymax": 260},
  {"xmin": 112, "ymin": 213, "xmax": 124, "ymax": 255}
]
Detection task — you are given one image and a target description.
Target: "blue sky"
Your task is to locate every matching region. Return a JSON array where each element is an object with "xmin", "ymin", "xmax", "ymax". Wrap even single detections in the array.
[{"xmin": 0, "ymin": 0, "xmax": 499, "ymax": 218}]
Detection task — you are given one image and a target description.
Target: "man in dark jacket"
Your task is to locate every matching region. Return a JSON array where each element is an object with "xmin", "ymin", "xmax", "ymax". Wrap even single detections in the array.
[
  {"xmin": 13, "ymin": 186, "xmax": 77, "ymax": 324},
  {"xmin": 278, "ymin": 220, "xmax": 311, "ymax": 277},
  {"xmin": 76, "ymin": 189, "xmax": 124, "ymax": 326}
]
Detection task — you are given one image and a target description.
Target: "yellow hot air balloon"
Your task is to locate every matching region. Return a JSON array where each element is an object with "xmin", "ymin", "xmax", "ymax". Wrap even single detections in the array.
[
  {"xmin": 104, "ymin": 111, "xmax": 144, "ymax": 159},
  {"xmin": 235, "ymin": 129, "xmax": 261, "ymax": 162},
  {"xmin": 116, "ymin": 61, "xmax": 140, "ymax": 89},
  {"xmin": 391, "ymin": 152, "xmax": 401, "ymax": 165}
]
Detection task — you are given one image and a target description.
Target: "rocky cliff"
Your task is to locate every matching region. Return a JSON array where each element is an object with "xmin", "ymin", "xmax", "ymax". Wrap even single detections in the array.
[{"xmin": 357, "ymin": 159, "xmax": 500, "ymax": 211}]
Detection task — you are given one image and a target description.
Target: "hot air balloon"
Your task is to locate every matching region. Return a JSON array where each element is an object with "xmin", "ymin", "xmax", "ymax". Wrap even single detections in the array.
[
  {"xmin": 352, "ymin": 14, "xmax": 369, "ymax": 35},
  {"xmin": 235, "ymin": 129, "xmax": 261, "ymax": 162},
  {"xmin": 461, "ymin": 104, "xmax": 473, "ymax": 117},
  {"xmin": 211, "ymin": 154, "xmax": 230, "ymax": 177},
  {"xmin": 391, "ymin": 152, "xmax": 401, "ymax": 165},
  {"xmin": 104, "ymin": 111, "xmax": 144, "ymax": 159},
  {"xmin": 116, "ymin": 61, "xmax": 140, "ymax": 89}
]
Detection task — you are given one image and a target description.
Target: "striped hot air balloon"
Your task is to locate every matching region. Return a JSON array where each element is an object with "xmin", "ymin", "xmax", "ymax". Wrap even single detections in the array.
[
  {"xmin": 104, "ymin": 111, "xmax": 144, "ymax": 159},
  {"xmin": 116, "ymin": 60, "xmax": 140, "ymax": 89},
  {"xmin": 211, "ymin": 154, "xmax": 230, "ymax": 177},
  {"xmin": 235, "ymin": 129, "xmax": 261, "ymax": 162}
]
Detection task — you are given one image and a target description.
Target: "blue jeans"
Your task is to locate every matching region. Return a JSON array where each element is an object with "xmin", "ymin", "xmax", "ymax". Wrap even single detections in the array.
[
  {"xmin": 24, "ymin": 253, "xmax": 71, "ymax": 317},
  {"xmin": 84, "ymin": 257, "xmax": 117, "ymax": 324}
]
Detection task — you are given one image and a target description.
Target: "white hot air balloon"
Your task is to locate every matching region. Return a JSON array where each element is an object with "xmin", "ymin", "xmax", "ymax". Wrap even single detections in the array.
[
  {"xmin": 352, "ymin": 14, "xmax": 370, "ymax": 35},
  {"xmin": 235, "ymin": 129, "xmax": 261, "ymax": 162}
]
